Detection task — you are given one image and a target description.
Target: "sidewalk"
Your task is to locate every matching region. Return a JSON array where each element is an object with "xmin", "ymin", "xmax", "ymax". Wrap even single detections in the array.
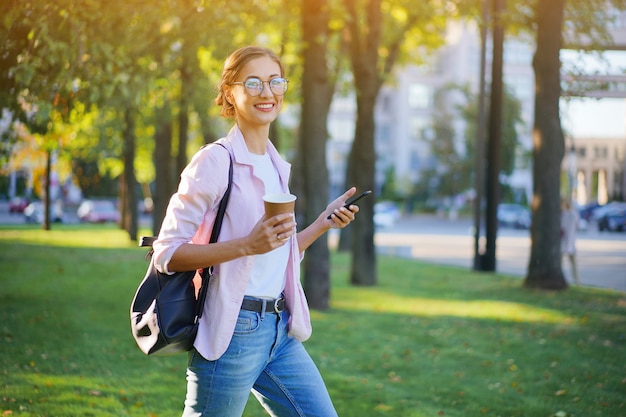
[
  {"xmin": 375, "ymin": 233, "xmax": 626, "ymax": 292},
  {"xmin": 333, "ymin": 214, "xmax": 626, "ymax": 293}
]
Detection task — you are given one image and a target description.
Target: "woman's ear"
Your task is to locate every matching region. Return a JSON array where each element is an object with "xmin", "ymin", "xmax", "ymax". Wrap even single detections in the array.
[{"xmin": 223, "ymin": 86, "xmax": 233, "ymax": 103}]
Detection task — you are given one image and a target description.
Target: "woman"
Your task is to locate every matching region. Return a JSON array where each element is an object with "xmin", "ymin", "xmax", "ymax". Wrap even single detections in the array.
[
  {"xmin": 152, "ymin": 45, "xmax": 360, "ymax": 417},
  {"xmin": 561, "ymin": 198, "xmax": 580, "ymax": 284}
]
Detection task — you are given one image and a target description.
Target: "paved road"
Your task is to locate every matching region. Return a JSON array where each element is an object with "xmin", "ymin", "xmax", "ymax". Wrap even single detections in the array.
[{"xmin": 368, "ymin": 214, "xmax": 626, "ymax": 293}]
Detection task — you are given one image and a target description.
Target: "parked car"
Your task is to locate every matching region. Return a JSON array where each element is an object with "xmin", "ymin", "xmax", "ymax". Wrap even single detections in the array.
[
  {"xmin": 597, "ymin": 206, "xmax": 626, "ymax": 232},
  {"xmin": 591, "ymin": 201, "xmax": 626, "ymax": 223},
  {"xmin": 578, "ymin": 201, "xmax": 601, "ymax": 222},
  {"xmin": 374, "ymin": 201, "xmax": 401, "ymax": 228},
  {"xmin": 23, "ymin": 201, "xmax": 64, "ymax": 224},
  {"xmin": 497, "ymin": 203, "xmax": 531, "ymax": 229},
  {"xmin": 77, "ymin": 200, "xmax": 120, "ymax": 223},
  {"xmin": 9, "ymin": 197, "xmax": 30, "ymax": 213}
]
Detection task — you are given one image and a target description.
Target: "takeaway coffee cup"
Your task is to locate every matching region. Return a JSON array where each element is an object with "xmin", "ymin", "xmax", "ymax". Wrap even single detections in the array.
[{"xmin": 263, "ymin": 193, "xmax": 297, "ymax": 218}]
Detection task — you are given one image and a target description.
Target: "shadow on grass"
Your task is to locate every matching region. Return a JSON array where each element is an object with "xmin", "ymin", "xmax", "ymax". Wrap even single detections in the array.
[{"xmin": 333, "ymin": 255, "xmax": 625, "ymax": 328}]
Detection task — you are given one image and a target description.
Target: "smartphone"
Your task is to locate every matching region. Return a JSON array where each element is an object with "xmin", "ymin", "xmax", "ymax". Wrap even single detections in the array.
[{"xmin": 327, "ymin": 190, "xmax": 372, "ymax": 219}]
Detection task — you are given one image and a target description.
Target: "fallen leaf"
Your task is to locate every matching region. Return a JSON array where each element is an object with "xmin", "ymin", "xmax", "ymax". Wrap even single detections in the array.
[{"xmin": 555, "ymin": 389, "xmax": 567, "ymax": 396}]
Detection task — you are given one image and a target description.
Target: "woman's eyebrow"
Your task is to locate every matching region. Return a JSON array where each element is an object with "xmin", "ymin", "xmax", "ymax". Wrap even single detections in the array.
[{"xmin": 245, "ymin": 73, "xmax": 282, "ymax": 79}]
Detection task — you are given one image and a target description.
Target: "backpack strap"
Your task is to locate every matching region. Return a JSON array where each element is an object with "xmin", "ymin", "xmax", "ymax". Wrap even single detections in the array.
[{"xmin": 209, "ymin": 142, "xmax": 233, "ymax": 244}]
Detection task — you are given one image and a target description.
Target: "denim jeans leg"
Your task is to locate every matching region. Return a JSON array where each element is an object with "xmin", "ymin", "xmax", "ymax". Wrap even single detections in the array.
[
  {"xmin": 251, "ymin": 310, "xmax": 339, "ymax": 417},
  {"xmin": 182, "ymin": 310, "xmax": 275, "ymax": 417}
]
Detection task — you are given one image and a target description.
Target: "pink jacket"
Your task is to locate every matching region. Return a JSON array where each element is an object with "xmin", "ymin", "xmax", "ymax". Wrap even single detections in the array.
[{"xmin": 152, "ymin": 125, "xmax": 312, "ymax": 360}]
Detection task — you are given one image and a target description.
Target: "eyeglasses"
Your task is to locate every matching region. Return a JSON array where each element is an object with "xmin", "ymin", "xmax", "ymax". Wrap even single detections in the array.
[{"xmin": 231, "ymin": 77, "xmax": 289, "ymax": 97}]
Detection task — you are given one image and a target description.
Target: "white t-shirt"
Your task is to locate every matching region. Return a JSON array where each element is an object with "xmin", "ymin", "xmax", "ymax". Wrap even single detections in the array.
[{"xmin": 246, "ymin": 151, "xmax": 289, "ymax": 298}]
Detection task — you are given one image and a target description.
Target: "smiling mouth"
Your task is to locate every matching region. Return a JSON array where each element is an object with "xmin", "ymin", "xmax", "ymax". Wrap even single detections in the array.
[{"xmin": 255, "ymin": 103, "xmax": 274, "ymax": 109}]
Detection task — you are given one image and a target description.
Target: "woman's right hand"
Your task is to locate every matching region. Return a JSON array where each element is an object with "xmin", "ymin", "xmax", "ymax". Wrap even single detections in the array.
[{"xmin": 243, "ymin": 213, "xmax": 297, "ymax": 255}]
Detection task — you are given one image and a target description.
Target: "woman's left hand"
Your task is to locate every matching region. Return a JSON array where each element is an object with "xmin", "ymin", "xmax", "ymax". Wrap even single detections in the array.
[{"xmin": 326, "ymin": 187, "xmax": 359, "ymax": 229}]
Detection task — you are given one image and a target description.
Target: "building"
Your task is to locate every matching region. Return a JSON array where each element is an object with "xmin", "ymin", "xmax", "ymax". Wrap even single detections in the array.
[{"xmin": 565, "ymin": 135, "xmax": 626, "ymax": 205}]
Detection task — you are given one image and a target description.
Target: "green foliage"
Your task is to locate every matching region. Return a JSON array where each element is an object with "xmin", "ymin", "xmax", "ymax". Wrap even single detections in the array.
[
  {"xmin": 2, "ymin": 0, "xmax": 625, "ymax": 204},
  {"xmin": 71, "ymin": 159, "xmax": 120, "ymax": 198},
  {"xmin": 1, "ymin": 226, "xmax": 625, "ymax": 416},
  {"xmin": 459, "ymin": 84, "xmax": 524, "ymax": 176},
  {"xmin": 380, "ymin": 166, "xmax": 401, "ymax": 201},
  {"xmin": 413, "ymin": 82, "xmax": 525, "ymax": 206}
]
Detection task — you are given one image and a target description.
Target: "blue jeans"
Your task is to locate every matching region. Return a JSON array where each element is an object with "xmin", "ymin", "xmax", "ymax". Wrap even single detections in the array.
[{"xmin": 182, "ymin": 308, "xmax": 338, "ymax": 417}]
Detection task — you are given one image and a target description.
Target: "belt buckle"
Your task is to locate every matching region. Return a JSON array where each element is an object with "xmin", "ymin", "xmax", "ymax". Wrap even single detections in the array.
[{"xmin": 273, "ymin": 298, "xmax": 284, "ymax": 313}]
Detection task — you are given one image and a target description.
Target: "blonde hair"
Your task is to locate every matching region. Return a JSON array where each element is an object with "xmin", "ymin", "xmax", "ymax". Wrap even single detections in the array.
[{"xmin": 215, "ymin": 46, "xmax": 285, "ymax": 118}]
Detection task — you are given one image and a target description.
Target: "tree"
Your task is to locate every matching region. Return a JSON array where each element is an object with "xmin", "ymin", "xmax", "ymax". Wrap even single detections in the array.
[
  {"xmin": 523, "ymin": 0, "xmax": 626, "ymax": 289},
  {"xmin": 0, "ymin": 0, "xmax": 31, "ymax": 163},
  {"xmin": 523, "ymin": 0, "xmax": 568, "ymax": 289},
  {"xmin": 1, "ymin": 0, "xmax": 88, "ymax": 230},
  {"xmin": 297, "ymin": 0, "xmax": 346, "ymax": 309},
  {"xmin": 342, "ymin": 0, "xmax": 448, "ymax": 285}
]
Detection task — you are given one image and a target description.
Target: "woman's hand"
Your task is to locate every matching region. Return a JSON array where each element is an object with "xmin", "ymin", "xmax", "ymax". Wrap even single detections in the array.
[
  {"xmin": 325, "ymin": 187, "xmax": 360, "ymax": 229},
  {"xmin": 243, "ymin": 213, "xmax": 297, "ymax": 255}
]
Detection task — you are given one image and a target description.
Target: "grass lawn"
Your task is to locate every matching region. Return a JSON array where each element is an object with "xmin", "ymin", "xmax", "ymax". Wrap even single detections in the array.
[{"xmin": 1, "ymin": 225, "xmax": 625, "ymax": 417}]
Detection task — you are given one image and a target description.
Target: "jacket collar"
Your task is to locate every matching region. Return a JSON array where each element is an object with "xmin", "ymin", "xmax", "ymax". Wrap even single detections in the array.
[{"xmin": 224, "ymin": 124, "xmax": 291, "ymax": 190}]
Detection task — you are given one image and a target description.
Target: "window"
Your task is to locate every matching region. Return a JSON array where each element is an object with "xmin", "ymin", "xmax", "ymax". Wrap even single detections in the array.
[
  {"xmin": 504, "ymin": 41, "xmax": 533, "ymax": 65},
  {"xmin": 328, "ymin": 118, "xmax": 354, "ymax": 143},
  {"xmin": 506, "ymin": 77, "xmax": 533, "ymax": 100},
  {"xmin": 409, "ymin": 116, "xmax": 430, "ymax": 141},
  {"xmin": 377, "ymin": 123, "xmax": 391, "ymax": 147},
  {"xmin": 594, "ymin": 146, "xmax": 608, "ymax": 159},
  {"xmin": 408, "ymin": 84, "xmax": 430, "ymax": 109}
]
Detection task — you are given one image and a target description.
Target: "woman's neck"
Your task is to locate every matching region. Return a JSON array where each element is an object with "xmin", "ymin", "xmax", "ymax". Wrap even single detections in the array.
[{"xmin": 238, "ymin": 122, "xmax": 270, "ymax": 155}]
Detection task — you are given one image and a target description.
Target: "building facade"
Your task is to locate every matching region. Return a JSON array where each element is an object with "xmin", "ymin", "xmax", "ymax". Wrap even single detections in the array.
[{"xmin": 565, "ymin": 136, "xmax": 626, "ymax": 205}]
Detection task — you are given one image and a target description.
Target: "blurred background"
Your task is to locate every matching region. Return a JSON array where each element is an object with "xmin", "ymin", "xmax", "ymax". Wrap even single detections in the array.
[{"xmin": 1, "ymin": 1, "xmax": 625, "ymax": 284}]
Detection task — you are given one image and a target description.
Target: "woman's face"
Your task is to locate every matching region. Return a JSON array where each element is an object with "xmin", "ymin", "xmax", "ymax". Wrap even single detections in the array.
[{"xmin": 227, "ymin": 56, "xmax": 284, "ymax": 128}]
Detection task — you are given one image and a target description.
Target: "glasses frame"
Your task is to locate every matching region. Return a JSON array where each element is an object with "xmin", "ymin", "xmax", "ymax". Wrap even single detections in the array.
[{"xmin": 231, "ymin": 77, "xmax": 289, "ymax": 97}]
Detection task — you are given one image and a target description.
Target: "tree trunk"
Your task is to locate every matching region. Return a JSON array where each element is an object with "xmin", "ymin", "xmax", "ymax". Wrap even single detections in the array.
[
  {"xmin": 344, "ymin": 0, "xmax": 381, "ymax": 286},
  {"xmin": 524, "ymin": 0, "xmax": 568, "ymax": 290},
  {"xmin": 483, "ymin": 0, "xmax": 505, "ymax": 272},
  {"xmin": 152, "ymin": 104, "xmax": 174, "ymax": 236},
  {"xmin": 122, "ymin": 107, "xmax": 138, "ymax": 241},
  {"xmin": 43, "ymin": 149, "xmax": 51, "ymax": 231},
  {"xmin": 177, "ymin": 47, "xmax": 191, "ymax": 177},
  {"xmin": 347, "ymin": 90, "xmax": 377, "ymax": 286},
  {"xmin": 299, "ymin": 0, "xmax": 334, "ymax": 310}
]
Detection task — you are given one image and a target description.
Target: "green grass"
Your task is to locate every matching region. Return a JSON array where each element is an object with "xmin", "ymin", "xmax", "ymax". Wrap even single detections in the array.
[{"xmin": 1, "ymin": 225, "xmax": 625, "ymax": 417}]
